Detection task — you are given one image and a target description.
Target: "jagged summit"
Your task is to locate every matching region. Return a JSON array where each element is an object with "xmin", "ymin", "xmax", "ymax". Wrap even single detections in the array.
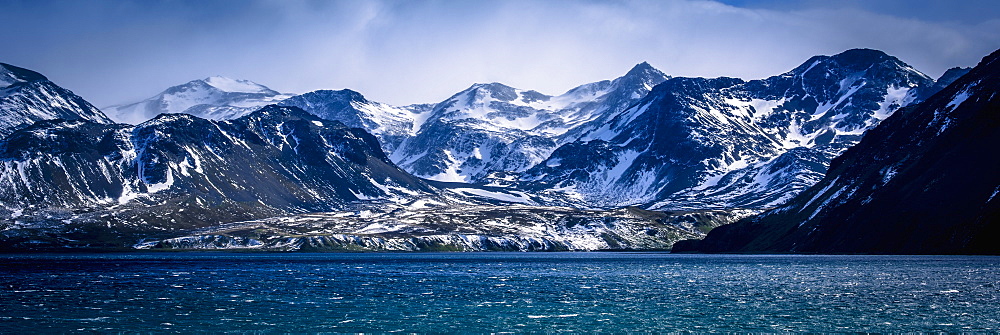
[
  {"xmin": 617, "ymin": 61, "xmax": 670, "ymax": 94},
  {"xmin": 623, "ymin": 61, "xmax": 663, "ymax": 78},
  {"xmin": 560, "ymin": 62, "xmax": 667, "ymax": 101}
]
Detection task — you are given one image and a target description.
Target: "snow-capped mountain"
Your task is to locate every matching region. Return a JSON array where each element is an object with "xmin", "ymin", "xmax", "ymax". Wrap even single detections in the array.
[
  {"xmin": 523, "ymin": 49, "xmax": 936, "ymax": 209},
  {"xmin": 676, "ymin": 48, "xmax": 1000, "ymax": 254},
  {"xmin": 278, "ymin": 89, "xmax": 432, "ymax": 154},
  {"xmin": 0, "ymin": 48, "xmax": 987, "ymax": 251},
  {"xmin": 389, "ymin": 62, "xmax": 670, "ymax": 182},
  {"xmin": 0, "ymin": 105, "xmax": 435, "ymax": 248},
  {"xmin": 104, "ymin": 76, "xmax": 292, "ymax": 124},
  {"xmin": 0, "ymin": 62, "xmax": 112, "ymax": 137}
]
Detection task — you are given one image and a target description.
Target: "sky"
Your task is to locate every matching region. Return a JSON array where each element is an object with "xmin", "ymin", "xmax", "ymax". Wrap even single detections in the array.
[{"xmin": 1, "ymin": 0, "xmax": 998, "ymax": 107}]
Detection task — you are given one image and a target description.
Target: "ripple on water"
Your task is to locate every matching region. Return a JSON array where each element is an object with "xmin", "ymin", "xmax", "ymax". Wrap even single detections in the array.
[{"xmin": 0, "ymin": 253, "xmax": 998, "ymax": 332}]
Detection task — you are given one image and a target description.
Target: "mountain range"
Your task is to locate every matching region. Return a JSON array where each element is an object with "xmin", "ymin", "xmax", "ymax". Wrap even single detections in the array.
[
  {"xmin": 523, "ymin": 49, "xmax": 952, "ymax": 209},
  {"xmin": 0, "ymin": 47, "xmax": 994, "ymax": 252},
  {"xmin": 99, "ymin": 49, "xmax": 963, "ymax": 211},
  {"xmin": 674, "ymin": 49, "xmax": 1000, "ymax": 254}
]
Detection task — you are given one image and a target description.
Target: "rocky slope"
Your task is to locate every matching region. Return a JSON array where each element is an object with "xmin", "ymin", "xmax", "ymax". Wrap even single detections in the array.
[
  {"xmin": 278, "ymin": 89, "xmax": 431, "ymax": 154},
  {"xmin": 674, "ymin": 48, "xmax": 1000, "ymax": 254},
  {"xmin": 389, "ymin": 63, "xmax": 670, "ymax": 183},
  {"xmin": 0, "ymin": 105, "xmax": 435, "ymax": 250},
  {"xmin": 0, "ymin": 62, "xmax": 112, "ymax": 137},
  {"xmin": 0, "ymin": 50, "xmax": 985, "ymax": 252},
  {"xmin": 523, "ymin": 49, "xmax": 936, "ymax": 209}
]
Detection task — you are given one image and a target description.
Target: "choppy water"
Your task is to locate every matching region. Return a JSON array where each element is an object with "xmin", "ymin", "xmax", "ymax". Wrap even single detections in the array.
[{"xmin": 1, "ymin": 253, "xmax": 998, "ymax": 332}]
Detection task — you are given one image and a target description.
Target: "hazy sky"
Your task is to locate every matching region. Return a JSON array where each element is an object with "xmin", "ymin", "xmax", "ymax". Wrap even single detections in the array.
[{"xmin": 2, "ymin": 0, "xmax": 998, "ymax": 107}]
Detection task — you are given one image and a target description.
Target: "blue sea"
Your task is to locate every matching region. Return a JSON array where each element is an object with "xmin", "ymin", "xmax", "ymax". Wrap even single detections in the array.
[{"xmin": 1, "ymin": 253, "xmax": 998, "ymax": 332}]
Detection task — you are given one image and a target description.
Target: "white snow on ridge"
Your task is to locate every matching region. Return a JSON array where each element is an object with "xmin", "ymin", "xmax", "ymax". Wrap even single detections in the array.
[
  {"xmin": 946, "ymin": 87, "xmax": 974, "ymax": 111},
  {"xmin": 104, "ymin": 77, "xmax": 293, "ymax": 124},
  {"xmin": 204, "ymin": 76, "xmax": 271, "ymax": 93}
]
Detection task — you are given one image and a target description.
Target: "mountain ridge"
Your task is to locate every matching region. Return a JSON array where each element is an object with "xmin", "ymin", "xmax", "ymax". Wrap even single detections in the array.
[
  {"xmin": 1, "ymin": 48, "xmax": 988, "ymax": 252},
  {"xmin": 522, "ymin": 48, "xmax": 936, "ymax": 210},
  {"xmin": 103, "ymin": 76, "xmax": 293, "ymax": 124},
  {"xmin": 674, "ymin": 48, "xmax": 1000, "ymax": 254},
  {"xmin": 389, "ymin": 61, "xmax": 671, "ymax": 183},
  {"xmin": 1, "ymin": 62, "xmax": 113, "ymax": 137}
]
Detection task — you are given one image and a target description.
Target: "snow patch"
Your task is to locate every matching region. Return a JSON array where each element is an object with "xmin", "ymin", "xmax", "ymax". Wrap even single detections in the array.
[
  {"xmin": 204, "ymin": 76, "xmax": 271, "ymax": 93},
  {"xmin": 145, "ymin": 168, "xmax": 174, "ymax": 194},
  {"xmin": 449, "ymin": 188, "xmax": 533, "ymax": 204},
  {"xmin": 880, "ymin": 165, "xmax": 898, "ymax": 184},
  {"xmin": 427, "ymin": 150, "xmax": 468, "ymax": 183},
  {"xmin": 874, "ymin": 86, "xmax": 914, "ymax": 120}
]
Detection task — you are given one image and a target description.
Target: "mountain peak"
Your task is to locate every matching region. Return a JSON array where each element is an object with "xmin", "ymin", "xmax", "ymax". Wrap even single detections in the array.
[
  {"xmin": 827, "ymin": 48, "xmax": 898, "ymax": 68},
  {"xmin": 0, "ymin": 62, "xmax": 49, "ymax": 87},
  {"xmin": 468, "ymin": 82, "xmax": 517, "ymax": 91},
  {"xmin": 790, "ymin": 48, "xmax": 922, "ymax": 78},
  {"xmin": 292, "ymin": 89, "xmax": 367, "ymax": 100},
  {"xmin": 200, "ymin": 76, "xmax": 274, "ymax": 94},
  {"xmin": 937, "ymin": 67, "xmax": 973, "ymax": 83},
  {"xmin": 626, "ymin": 61, "xmax": 654, "ymax": 73},
  {"xmin": 329, "ymin": 88, "xmax": 367, "ymax": 101},
  {"xmin": 462, "ymin": 82, "xmax": 520, "ymax": 102},
  {"xmin": 623, "ymin": 61, "xmax": 667, "ymax": 79}
]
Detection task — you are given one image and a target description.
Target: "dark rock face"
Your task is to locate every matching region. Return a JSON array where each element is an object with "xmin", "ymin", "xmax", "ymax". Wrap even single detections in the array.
[
  {"xmin": 0, "ymin": 62, "xmax": 112, "ymax": 137},
  {"xmin": 922, "ymin": 67, "xmax": 973, "ymax": 99},
  {"xmin": 277, "ymin": 89, "xmax": 423, "ymax": 154},
  {"xmin": 523, "ymin": 49, "xmax": 936, "ymax": 209},
  {"xmin": 675, "ymin": 49, "xmax": 1000, "ymax": 255}
]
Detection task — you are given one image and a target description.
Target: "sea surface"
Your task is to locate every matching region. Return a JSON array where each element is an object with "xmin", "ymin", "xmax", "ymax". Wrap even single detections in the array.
[{"xmin": 1, "ymin": 253, "xmax": 998, "ymax": 332}]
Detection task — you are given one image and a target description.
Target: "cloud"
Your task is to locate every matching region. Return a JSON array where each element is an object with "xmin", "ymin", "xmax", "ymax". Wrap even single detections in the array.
[{"xmin": 0, "ymin": 0, "xmax": 997, "ymax": 107}]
